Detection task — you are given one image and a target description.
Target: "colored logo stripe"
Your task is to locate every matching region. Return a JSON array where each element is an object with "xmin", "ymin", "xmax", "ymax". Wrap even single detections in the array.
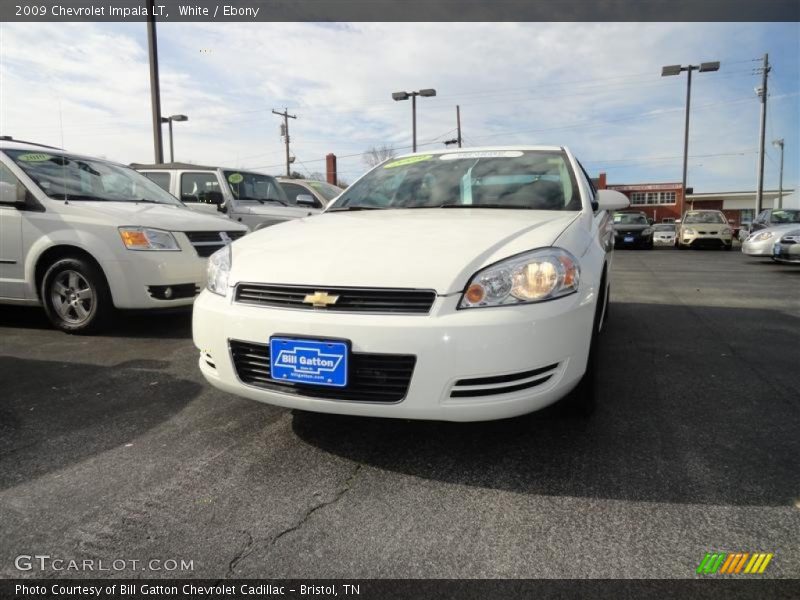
[{"xmin": 698, "ymin": 552, "xmax": 773, "ymax": 574}]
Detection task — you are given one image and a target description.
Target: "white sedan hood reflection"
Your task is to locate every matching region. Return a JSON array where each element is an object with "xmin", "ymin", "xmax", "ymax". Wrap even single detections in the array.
[{"xmin": 231, "ymin": 209, "xmax": 579, "ymax": 294}]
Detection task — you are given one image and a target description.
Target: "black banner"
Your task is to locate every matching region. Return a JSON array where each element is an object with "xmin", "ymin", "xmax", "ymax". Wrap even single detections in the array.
[
  {"xmin": 2, "ymin": 0, "xmax": 799, "ymax": 22},
  {"xmin": 3, "ymin": 579, "xmax": 800, "ymax": 600}
]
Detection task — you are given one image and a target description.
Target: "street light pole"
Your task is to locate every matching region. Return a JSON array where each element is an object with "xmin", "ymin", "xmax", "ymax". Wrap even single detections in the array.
[
  {"xmin": 755, "ymin": 53, "xmax": 771, "ymax": 213},
  {"xmin": 160, "ymin": 114, "xmax": 188, "ymax": 162},
  {"xmin": 146, "ymin": 6, "xmax": 164, "ymax": 163},
  {"xmin": 392, "ymin": 89, "xmax": 437, "ymax": 153},
  {"xmin": 662, "ymin": 61, "xmax": 720, "ymax": 215},
  {"xmin": 773, "ymin": 138, "xmax": 784, "ymax": 209}
]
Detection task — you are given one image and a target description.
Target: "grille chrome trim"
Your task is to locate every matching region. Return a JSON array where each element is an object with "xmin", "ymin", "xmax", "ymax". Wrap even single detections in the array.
[
  {"xmin": 229, "ymin": 339, "xmax": 416, "ymax": 403},
  {"xmin": 184, "ymin": 231, "xmax": 246, "ymax": 257},
  {"xmin": 235, "ymin": 283, "xmax": 437, "ymax": 315}
]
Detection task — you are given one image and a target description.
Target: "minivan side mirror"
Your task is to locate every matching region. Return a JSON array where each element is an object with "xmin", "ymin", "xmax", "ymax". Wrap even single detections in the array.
[
  {"xmin": 596, "ymin": 189, "xmax": 629, "ymax": 212},
  {"xmin": 296, "ymin": 194, "xmax": 317, "ymax": 208},
  {"xmin": 204, "ymin": 190, "xmax": 225, "ymax": 206},
  {"xmin": 0, "ymin": 181, "xmax": 28, "ymax": 208}
]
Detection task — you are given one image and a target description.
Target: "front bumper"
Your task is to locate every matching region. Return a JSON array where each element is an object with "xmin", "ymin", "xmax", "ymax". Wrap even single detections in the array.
[
  {"xmin": 742, "ymin": 237, "xmax": 778, "ymax": 256},
  {"xmin": 192, "ymin": 288, "xmax": 596, "ymax": 422},
  {"xmin": 653, "ymin": 235, "xmax": 675, "ymax": 246},
  {"xmin": 680, "ymin": 233, "xmax": 732, "ymax": 248},
  {"xmin": 614, "ymin": 233, "xmax": 652, "ymax": 248},
  {"xmin": 772, "ymin": 242, "xmax": 800, "ymax": 263}
]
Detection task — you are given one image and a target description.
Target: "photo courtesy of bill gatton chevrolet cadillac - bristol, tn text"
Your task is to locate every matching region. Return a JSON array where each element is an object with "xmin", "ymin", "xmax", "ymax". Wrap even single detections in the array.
[{"xmin": 192, "ymin": 147, "xmax": 630, "ymax": 421}]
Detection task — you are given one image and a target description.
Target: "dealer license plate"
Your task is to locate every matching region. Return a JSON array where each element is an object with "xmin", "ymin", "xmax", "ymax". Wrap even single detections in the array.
[{"xmin": 269, "ymin": 337, "xmax": 348, "ymax": 387}]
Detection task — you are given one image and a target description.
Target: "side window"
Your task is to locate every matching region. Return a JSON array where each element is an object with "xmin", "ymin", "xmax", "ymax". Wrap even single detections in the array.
[
  {"xmin": 181, "ymin": 172, "xmax": 220, "ymax": 204},
  {"xmin": 279, "ymin": 182, "xmax": 305, "ymax": 206},
  {"xmin": 0, "ymin": 162, "xmax": 26, "ymax": 205},
  {"xmin": 142, "ymin": 172, "xmax": 171, "ymax": 193}
]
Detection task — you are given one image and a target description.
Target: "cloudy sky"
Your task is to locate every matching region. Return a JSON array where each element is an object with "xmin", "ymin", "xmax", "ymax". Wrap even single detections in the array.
[{"xmin": 1, "ymin": 21, "xmax": 797, "ymax": 191}]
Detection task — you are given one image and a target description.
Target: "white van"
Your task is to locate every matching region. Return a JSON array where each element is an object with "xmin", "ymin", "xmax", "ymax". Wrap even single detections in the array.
[
  {"xmin": 133, "ymin": 163, "xmax": 321, "ymax": 230},
  {"xmin": 0, "ymin": 140, "xmax": 248, "ymax": 333}
]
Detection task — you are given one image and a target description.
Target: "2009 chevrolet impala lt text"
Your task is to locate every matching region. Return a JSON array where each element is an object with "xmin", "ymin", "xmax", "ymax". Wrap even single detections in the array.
[{"xmin": 192, "ymin": 147, "xmax": 630, "ymax": 421}]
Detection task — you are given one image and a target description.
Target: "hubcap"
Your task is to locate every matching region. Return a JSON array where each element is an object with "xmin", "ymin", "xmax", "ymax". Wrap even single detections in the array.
[{"xmin": 51, "ymin": 270, "xmax": 94, "ymax": 325}]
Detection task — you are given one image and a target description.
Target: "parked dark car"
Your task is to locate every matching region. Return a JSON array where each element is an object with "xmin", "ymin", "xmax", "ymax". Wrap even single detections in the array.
[
  {"xmin": 612, "ymin": 212, "xmax": 654, "ymax": 249},
  {"xmin": 751, "ymin": 208, "xmax": 800, "ymax": 232}
]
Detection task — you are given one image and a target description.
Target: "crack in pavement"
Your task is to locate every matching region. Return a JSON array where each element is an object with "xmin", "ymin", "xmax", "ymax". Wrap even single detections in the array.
[{"xmin": 225, "ymin": 463, "xmax": 363, "ymax": 577}]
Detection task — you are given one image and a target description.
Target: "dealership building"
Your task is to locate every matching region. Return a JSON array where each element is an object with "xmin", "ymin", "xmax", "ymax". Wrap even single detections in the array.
[{"xmin": 593, "ymin": 172, "xmax": 793, "ymax": 225}]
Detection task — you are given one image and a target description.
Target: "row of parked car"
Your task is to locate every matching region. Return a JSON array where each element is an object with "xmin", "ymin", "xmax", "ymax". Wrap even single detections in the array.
[
  {"xmin": 612, "ymin": 209, "xmax": 735, "ymax": 250},
  {"xmin": 0, "ymin": 138, "xmax": 342, "ymax": 333}
]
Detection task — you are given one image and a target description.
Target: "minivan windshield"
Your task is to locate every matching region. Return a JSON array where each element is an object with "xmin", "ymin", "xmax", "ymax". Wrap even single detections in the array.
[
  {"xmin": 683, "ymin": 211, "xmax": 727, "ymax": 224},
  {"xmin": 329, "ymin": 150, "xmax": 580, "ymax": 211},
  {"xmin": 5, "ymin": 149, "xmax": 182, "ymax": 206},
  {"xmin": 224, "ymin": 170, "xmax": 288, "ymax": 204}
]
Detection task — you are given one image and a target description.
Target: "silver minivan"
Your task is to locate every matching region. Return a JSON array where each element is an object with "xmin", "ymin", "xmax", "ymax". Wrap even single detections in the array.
[{"xmin": 133, "ymin": 162, "xmax": 322, "ymax": 230}]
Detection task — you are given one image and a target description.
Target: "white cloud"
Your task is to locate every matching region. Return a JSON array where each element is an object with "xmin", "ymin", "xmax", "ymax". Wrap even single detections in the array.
[{"xmin": 1, "ymin": 21, "xmax": 797, "ymax": 190}]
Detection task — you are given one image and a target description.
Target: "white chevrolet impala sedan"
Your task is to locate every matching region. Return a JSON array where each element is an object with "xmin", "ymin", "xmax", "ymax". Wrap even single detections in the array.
[{"xmin": 192, "ymin": 147, "xmax": 629, "ymax": 421}]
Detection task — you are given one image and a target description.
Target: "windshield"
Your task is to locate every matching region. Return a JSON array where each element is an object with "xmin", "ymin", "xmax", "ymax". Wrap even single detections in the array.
[
  {"xmin": 329, "ymin": 150, "xmax": 580, "ymax": 211},
  {"xmin": 683, "ymin": 211, "xmax": 726, "ymax": 224},
  {"xmin": 613, "ymin": 213, "xmax": 648, "ymax": 225},
  {"xmin": 772, "ymin": 210, "xmax": 800, "ymax": 223},
  {"xmin": 653, "ymin": 223, "xmax": 676, "ymax": 232},
  {"xmin": 224, "ymin": 170, "xmax": 288, "ymax": 203},
  {"xmin": 308, "ymin": 180, "xmax": 342, "ymax": 201},
  {"xmin": 5, "ymin": 149, "xmax": 182, "ymax": 205}
]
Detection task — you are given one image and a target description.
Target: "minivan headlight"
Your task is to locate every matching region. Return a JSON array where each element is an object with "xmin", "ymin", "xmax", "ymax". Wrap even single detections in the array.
[
  {"xmin": 207, "ymin": 244, "xmax": 231, "ymax": 296},
  {"xmin": 119, "ymin": 227, "xmax": 180, "ymax": 251},
  {"xmin": 459, "ymin": 248, "xmax": 580, "ymax": 309}
]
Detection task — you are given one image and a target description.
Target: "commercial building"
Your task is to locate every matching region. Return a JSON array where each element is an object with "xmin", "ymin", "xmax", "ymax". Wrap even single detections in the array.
[{"xmin": 594, "ymin": 171, "xmax": 794, "ymax": 226}]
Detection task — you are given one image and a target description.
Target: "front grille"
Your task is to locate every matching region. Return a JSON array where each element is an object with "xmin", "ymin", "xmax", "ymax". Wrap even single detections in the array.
[
  {"xmin": 450, "ymin": 363, "xmax": 559, "ymax": 398},
  {"xmin": 229, "ymin": 340, "xmax": 416, "ymax": 403},
  {"xmin": 235, "ymin": 284, "xmax": 436, "ymax": 314},
  {"xmin": 185, "ymin": 231, "xmax": 246, "ymax": 257}
]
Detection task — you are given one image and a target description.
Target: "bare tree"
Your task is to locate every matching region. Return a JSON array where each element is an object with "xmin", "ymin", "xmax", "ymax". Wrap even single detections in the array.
[{"xmin": 362, "ymin": 144, "xmax": 396, "ymax": 168}]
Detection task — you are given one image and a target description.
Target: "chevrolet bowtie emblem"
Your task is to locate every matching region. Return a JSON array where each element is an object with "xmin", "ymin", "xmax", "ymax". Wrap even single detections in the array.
[{"xmin": 303, "ymin": 291, "xmax": 340, "ymax": 308}]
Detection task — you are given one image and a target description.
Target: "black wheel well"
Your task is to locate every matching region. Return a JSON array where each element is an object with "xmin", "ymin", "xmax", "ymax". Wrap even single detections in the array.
[{"xmin": 34, "ymin": 245, "xmax": 109, "ymax": 300}]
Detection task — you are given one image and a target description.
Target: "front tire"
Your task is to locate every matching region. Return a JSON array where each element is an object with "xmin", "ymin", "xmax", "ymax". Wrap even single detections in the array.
[{"xmin": 41, "ymin": 257, "xmax": 112, "ymax": 334}]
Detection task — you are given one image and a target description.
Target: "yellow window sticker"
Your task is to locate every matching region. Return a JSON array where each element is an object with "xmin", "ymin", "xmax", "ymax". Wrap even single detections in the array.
[
  {"xmin": 17, "ymin": 153, "xmax": 54, "ymax": 162},
  {"xmin": 383, "ymin": 155, "xmax": 433, "ymax": 169},
  {"xmin": 228, "ymin": 173, "xmax": 244, "ymax": 184}
]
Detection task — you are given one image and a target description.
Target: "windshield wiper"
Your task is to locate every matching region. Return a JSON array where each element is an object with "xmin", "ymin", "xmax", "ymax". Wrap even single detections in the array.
[
  {"xmin": 237, "ymin": 196, "xmax": 287, "ymax": 206},
  {"xmin": 327, "ymin": 206, "xmax": 383, "ymax": 212},
  {"xmin": 49, "ymin": 194, "xmax": 110, "ymax": 202},
  {"xmin": 440, "ymin": 203, "xmax": 534, "ymax": 209}
]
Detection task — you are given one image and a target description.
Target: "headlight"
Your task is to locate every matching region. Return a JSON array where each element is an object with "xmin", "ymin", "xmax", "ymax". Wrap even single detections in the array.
[
  {"xmin": 683, "ymin": 228, "xmax": 696, "ymax": 235},
  {"xmin": 459, "ymin": 248, "xmax": 579, "ymax": 309},
  {"xmin": 753, "ymin": 231, "xmax": 775, "ymax": 242},
  {"xmin": 721, "ymin": 228, "xmax": 732, "ymax": 235},
  {"xmin": 207, "ymin": 244, "xmax": 231, "ymax": 296},
  {"xmin": 642, "ymin": 227, "xmax": 654, "ymax": 235},
  {"xmin": 119, "ymin": 227, "xmax": 180, "ymax": 251}
]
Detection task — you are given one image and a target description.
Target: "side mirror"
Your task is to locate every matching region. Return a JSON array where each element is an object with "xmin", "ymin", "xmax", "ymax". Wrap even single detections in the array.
[
  {"xmin": 296, "ymin": 194, "xmax": 317, "ymax": 207},
  {"xmin": 647, "ymin": 218, "xmax": 655, "ymax": 225},
  {"xmin": 596, "ymin": 189, "xmax": 629, "ymax": 212},
  {"xmin": 0, "ymin": 181, "xmax": 27, "ymax": 208},
  {"xmin": 204, "ymin": 190, "xmax": 225, "ymax": 206}
]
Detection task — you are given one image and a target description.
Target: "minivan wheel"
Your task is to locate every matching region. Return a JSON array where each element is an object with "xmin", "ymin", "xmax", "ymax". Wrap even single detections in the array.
[{"xmin": 41, "ymin": 257, "xmax": 112, "ymax": 334}]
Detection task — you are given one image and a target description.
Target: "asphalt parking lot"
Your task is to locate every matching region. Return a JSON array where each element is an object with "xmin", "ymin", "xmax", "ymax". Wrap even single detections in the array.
[{"xmin": 1, "ymin": 248, "xmax": 798, "ymax": 579}]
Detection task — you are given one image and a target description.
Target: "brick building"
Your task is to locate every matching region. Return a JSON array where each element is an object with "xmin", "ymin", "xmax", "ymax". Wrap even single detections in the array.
[{"xmin": 593, "ymin": 173, "xmax": 685, "ymax": 223}]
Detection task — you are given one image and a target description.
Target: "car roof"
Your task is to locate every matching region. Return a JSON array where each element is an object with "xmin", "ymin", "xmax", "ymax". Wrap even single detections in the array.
[
  {"xmin": 277, "ymin": 178, "xmax": 342, "ymax": 187},
  {"xmin": 390, "ymin": 145, "xmax": 565, "ymax": 160},
  {"xmin": 0, "ymin": 140, "xmax": 133, "ymax": 168},
  {"xmin": 0, "ymin": 138, "xmax": 63, "ymax": 151}
]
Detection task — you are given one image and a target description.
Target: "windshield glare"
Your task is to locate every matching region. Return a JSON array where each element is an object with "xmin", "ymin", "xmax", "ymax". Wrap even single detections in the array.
[
  {"xmin": 613, "ymin": 213, "xmax": 648, "ymax": 225},
  {"xmin": 5, "ymin": 149, "xmax": 182, "ymax": 205},
  {"xmin": 224, "ymin": 170, "xmax": 288, "ymax": 203},
  {"xmin": 684, "ymin": 211, "xmax": 726, "ymax": 224},
  {"xmin": 330, "ymin": 151, "xmax": 580, "ymax": 210},
  {"xmin": 772, "ymin": 210, "xmax": 800, "ymax": 223}
]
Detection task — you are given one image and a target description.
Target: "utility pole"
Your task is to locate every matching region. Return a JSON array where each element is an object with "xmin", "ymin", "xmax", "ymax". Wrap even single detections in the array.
[
  {"xmin": 755, "ymin": 53, "xmax": 771, "ymax": 213},
  {"xmin": 272, "ymin": 108, "xmax": 297, "ymax": 177},
  {"xmin": 146, "ymin": 2, "xmax": 164, "ymax": 163},
  {"xmin": 773, "ymin": 138, "xmax": 785, "ymax": 209},
  {"xmin": 456, "ymin": 105, "xmax": 462, "ymax": 148}
]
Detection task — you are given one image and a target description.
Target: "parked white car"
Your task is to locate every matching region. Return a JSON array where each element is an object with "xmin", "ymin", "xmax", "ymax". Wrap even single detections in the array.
[
  {"xmin": 193, "ymin": 146, "xmax": 629, "ymax": 421},
  {"xmin": 134, "ymin": 163, "xmax": 322, "ymax": 230},
  {"xmin": 0, "ymin": 140, "xmax": 247, "ymax": 333}
]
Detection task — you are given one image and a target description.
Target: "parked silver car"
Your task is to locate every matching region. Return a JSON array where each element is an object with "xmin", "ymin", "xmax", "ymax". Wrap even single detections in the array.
[
  {"xmin": 741, "ymin": 224, "xmax": 797, "ymax": 258},
  {"xmin": 134, "ymin": 162, "xmax": 322, "ymax": 230},
  {"xmin": 772, "ymin": 229, "xmax": 800, "ymax": 264}
]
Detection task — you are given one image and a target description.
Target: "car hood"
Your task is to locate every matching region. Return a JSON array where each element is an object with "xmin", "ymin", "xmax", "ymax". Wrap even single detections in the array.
[
  {"xmin": 231, "ymin": 209, "xmax": 580, "ymax": 294},
  {"xmin": 614, "ymin": 224, "xmax": 650, "ymax": 232},
  {"xmin": 64, "ymin": 201, "xmax": 245, "ymax": 231}
]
